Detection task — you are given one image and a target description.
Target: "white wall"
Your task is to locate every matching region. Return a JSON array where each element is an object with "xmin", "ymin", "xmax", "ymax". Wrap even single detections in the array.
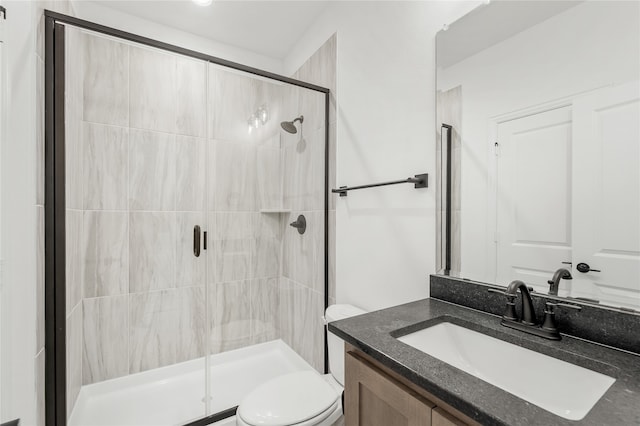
[
  {"xmin": 1, "ymin": 1, "xmax": 56, "ymax": 424},
  {"xmin": 284, "ymin": 1, "xmax": 479, "ymax": 312},
  {"xmin": 71, "ymin": 1, "xmax": 283, "ymax": 73},
  {"xmin": 1, "ymin": 2, "xmax": 39, "ymax": 423},
  {"xmin": 437, "ymin": 1, "xmax": 640, "ymax": 283}
]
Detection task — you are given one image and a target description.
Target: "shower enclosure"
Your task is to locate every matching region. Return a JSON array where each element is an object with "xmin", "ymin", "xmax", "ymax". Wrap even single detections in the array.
[{"xmin": 45, "ymin": 12, "xmax": 330, "ymax": 426}]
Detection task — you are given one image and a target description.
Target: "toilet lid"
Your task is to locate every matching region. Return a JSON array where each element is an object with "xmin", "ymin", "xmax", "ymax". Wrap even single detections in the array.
[{"xmin": 238, "ymin": 371, "xmax": 340, "ymax": 426}]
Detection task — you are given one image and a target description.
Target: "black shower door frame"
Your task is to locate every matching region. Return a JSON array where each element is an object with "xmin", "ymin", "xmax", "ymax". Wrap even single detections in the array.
[{"xmin": 44, "ymin": 10, "xmax": 331, "ymax": 426}]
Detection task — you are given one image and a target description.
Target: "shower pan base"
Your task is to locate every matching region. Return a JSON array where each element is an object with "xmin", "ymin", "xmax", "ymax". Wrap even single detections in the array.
[{"xmin": 68, "ymin": 340, "xmax": 315, "ymax": 426}]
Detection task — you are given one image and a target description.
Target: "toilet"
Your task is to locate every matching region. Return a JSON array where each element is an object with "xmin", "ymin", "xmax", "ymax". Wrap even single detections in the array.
[{"xmin": 236, "ymin": 304, "xmax": 366, "ymax": 426}]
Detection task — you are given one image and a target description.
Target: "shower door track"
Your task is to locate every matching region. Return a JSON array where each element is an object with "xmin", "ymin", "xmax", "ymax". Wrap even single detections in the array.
[{"xmin": 44, "ymin": 10, "xmax": 331, "ymax": 426}]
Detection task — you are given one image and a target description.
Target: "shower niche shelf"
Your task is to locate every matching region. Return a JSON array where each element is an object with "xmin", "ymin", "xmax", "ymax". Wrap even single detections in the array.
[{"xmin": 260, "ymin": 209, "xmax": 292, "ymax": 214}]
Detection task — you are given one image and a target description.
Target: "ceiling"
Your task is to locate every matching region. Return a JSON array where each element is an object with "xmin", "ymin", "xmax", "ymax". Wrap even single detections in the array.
[
  {"xmin": 437, "ymin": 0, "xmax": 583, "ymax": 69},
  {"xmin": 89, "ymin": 0, "xmax": 331, "ymax": 59}
]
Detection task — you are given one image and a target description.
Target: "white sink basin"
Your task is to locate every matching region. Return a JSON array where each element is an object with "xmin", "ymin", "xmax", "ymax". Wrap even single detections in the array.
[{"xmin": 397, "ymin": 322, "xmax": 615, "ymax": 421}]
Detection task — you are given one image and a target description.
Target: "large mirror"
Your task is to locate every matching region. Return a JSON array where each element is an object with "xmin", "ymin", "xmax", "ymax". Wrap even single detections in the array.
[{"xmin": 436, "ymin": 0, "xmax": 640, "ymax": 310}]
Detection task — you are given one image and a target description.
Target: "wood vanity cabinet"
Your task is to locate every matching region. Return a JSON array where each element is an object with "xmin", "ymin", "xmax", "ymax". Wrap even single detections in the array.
[{"xmin": 344, "ymin": 345, "xmax": 476, "ymax": 426}]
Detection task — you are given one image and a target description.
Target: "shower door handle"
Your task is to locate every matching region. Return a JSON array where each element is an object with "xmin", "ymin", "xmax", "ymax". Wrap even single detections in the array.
[{"xmin": 193, "ymin": 225, "xmax": 201, "ymax": 257}]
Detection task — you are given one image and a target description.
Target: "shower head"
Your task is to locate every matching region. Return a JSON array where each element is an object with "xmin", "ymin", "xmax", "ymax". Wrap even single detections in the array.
[{"xmin": 280, "ymin": 115, "xmax": 304, "ymax": 134}]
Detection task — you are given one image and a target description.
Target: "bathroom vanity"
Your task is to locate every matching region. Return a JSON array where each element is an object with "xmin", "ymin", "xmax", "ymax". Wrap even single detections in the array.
[{"xmin": 329, "ymin": 295, "xmax": 640, "ymax": 426}]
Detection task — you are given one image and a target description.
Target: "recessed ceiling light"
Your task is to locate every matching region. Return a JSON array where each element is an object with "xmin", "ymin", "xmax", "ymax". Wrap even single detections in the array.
[{"xmin": 192, "ymin": 0, "xmax": 213, "ymax": 6}]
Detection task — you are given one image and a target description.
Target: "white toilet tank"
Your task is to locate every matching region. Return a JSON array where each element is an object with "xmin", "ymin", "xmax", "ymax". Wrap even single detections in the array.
[{"xmin": 325, "ymin": 304, "xmax": 366, "ymax": 386}]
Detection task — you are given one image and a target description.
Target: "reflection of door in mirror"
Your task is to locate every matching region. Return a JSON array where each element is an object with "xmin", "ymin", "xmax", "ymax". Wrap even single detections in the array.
[
  {"xmin": 495, "ymin": 106, "xmax": 572, "ymax": 296},
  {"xmin": 494, "ymin": 82, "xmax": 640, "ymax": 309},
  {"xmin": 572, "ymin": 81, "xmax": 640, "ymax": 309}
]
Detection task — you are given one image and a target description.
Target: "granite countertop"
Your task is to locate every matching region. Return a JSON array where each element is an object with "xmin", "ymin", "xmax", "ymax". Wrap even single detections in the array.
[{"xmin": 328, "ymin": 298, "xmax": 640, "ymax": 426}]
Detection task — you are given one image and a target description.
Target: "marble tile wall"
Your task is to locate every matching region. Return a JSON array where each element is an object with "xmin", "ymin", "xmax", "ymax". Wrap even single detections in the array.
[
  {"xmin": 82, "ymin": 295, "xmax": 128, "ymax": 383},
  {"xmin": 278, "ymin": 278, "xmax": 324, "ymax": 372},
  {"xmin": 73, "ymin": 33, "xmax": 294, "ymax": 388},
  {"xmin": 205, "ymin": 65, "xmax": 287, "ymax": 360},
  {"xmin": 279, "ymin": 34, "xmax": 337, "ymax": 372},
  {"xmin": 73, "ymin": 32, "xmax": 214, "ymax": 388}
]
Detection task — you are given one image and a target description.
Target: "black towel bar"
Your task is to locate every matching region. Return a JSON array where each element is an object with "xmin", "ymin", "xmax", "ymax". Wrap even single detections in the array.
[{"xmin": 332, "ymin": 173, "xmax": 428, "ymax": 197}]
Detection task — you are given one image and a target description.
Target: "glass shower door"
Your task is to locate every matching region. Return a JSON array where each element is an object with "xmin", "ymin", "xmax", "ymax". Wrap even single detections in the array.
[
  {"xmin": 63, "ymin": 25, "xmax": 210, "ymax": 425},
  {"xmin": 205, "ymin": 63, "xmax": 328, "ymax": 416}
]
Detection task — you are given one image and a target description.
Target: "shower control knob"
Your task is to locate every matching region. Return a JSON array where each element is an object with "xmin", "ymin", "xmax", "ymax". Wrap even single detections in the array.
[
  {"xmin": 289, "ymin": 215, "xmax": 307, "ymax": 235},
  {"xmin": 576, "ymin": 263, "xmax": 601, "ymax": 273}
]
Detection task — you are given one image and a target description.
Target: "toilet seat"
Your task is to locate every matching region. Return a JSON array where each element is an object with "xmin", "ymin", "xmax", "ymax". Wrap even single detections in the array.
[
  {"xmin": 237, "ymin": 371, "xmax": 341, "ymax": 426},
  {"xmin": 236, "ymin": 400, "xmax": 340, "ymax": 426}
]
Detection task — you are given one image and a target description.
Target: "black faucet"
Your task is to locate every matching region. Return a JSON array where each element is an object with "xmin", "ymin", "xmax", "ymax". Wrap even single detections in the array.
[
  {"xmin": 547, "ymin": 268, "xmax": 572, "ymax": 296},
  {"xmin": 488, "ymin": 280, "xmax": 581, "ymax": 340},
  {"xmin": 505, "ymin": 280, "xmax": 537, "ymax": 325}
]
